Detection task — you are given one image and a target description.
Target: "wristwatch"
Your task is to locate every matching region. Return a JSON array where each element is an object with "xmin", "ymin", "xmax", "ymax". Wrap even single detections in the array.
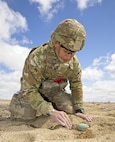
[{"xmin": 75, "ymin": 108, "xmax": 85, "ymax": 114}]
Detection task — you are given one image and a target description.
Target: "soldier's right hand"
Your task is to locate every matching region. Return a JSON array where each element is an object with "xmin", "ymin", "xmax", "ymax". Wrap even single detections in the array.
[{"xmin": 50, "ymin": 110, "xmax": 72, "ymax": 129}]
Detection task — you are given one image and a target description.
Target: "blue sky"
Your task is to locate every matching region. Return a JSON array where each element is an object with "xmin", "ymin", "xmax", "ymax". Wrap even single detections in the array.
[{"xmin": 0, "ymin": 0, "xmax": 115, "ymax": 102}]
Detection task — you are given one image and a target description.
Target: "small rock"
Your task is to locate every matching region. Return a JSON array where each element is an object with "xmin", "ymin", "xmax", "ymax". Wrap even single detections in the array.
[{"xmin": 76, "ymin": 123, "xmax": 89, "ymax": 131}]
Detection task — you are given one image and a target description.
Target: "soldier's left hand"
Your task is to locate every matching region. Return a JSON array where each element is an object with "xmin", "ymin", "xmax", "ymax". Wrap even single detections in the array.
[{"xmin": 75, "ymin": 113, "xmax": 93, "ymax": 122}]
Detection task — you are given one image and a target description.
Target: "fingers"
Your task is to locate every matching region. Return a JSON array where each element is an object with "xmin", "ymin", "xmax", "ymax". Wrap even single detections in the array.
[
  {"xmin": 76, "ymin": 113, "xmax": 93, "ymax": 122},
  {"xmin": 86, "ymin": 116, "xmax": 93, "ymax": 122},
  {"xmin": 50, "ymin": 110, "xmax": 72, "ymax": 129},
  {"xmin": 57, "ymin": 111, "xmax": 72, "ymax": 129}
]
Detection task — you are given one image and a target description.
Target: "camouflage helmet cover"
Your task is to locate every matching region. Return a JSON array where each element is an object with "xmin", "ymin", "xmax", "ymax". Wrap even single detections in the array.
[{"xmin": 51, "ymin": 19, "xmax": 86, "ymax": 51}]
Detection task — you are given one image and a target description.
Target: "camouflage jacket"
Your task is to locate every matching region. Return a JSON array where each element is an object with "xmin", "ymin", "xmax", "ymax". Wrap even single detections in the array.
[{"xmin": 20, "ymin": 42, "xmax": 83, "ymax": 115}]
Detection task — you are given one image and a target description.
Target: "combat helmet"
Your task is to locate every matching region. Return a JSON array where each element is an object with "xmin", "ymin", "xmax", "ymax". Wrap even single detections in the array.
[{"xmin": 51, "ymin": 19, "xmax": 86, "ymax": 52}]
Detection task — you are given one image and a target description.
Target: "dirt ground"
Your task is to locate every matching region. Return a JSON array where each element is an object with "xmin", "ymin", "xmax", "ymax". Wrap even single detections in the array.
[{"xmin": 0, "ymin": 100, "xmax": 115, "ymax": 142}]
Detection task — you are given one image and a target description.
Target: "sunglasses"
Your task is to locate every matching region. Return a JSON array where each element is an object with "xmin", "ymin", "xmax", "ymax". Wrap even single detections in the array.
[{"xmin": 60, "ymin": 44, "xmax": 76, "ymax": 54}]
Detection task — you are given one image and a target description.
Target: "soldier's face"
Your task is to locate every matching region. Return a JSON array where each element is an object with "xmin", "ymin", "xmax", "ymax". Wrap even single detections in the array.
[{"xmin": 54, "ymin": 42, "xmax": 76, "ymax": 63}]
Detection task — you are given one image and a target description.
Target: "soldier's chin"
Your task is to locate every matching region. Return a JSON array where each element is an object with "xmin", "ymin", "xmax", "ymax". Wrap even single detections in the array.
[
  {"xmin": 60, "ymin": 58, "xmax": 69, "ymax": 63},
  {"xmin": 58, "ymin": 56, "xmax": 69, "ymax": 63}
]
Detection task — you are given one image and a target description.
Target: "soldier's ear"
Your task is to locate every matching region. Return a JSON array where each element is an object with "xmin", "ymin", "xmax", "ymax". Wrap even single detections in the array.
[{"xmin": 54, "ymin": 41, "xmax": 60, "ymax": 48}]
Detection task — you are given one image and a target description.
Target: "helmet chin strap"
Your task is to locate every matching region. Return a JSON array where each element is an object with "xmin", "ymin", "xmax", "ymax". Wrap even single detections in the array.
[
  {"xmin": 58, "ymin": 56, "xmax": 65, "ymax": 63},
  {"xmin": 55, "ymin": 48, "xmax": 64, "ymax": 63},
  {"xmin": 54, "ymin": 46, "xmax": 66, "ymax": 63}
]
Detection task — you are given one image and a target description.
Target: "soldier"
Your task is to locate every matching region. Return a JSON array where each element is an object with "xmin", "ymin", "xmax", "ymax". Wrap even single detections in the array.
[{"xmin": 9, "ymin": 19, "xmax": 92, "ymax": 129}]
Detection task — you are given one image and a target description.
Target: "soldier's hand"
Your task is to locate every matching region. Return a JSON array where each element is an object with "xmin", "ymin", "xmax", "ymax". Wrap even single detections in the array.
[
  {"xmin": 50, "ymin": 110, "xmax": 72, "ymax": 129},
  {"xmin": 75, "ymin": 112, "xmax": 93, "ymax": 122}
]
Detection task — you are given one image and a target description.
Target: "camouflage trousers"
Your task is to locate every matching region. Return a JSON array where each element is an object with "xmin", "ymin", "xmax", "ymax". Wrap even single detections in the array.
[
  {"xmin": 9, "ymin": 93, "xmax": 36, "ymax": 120},
  {"xmin": 9, "ymin": 80, "xmax": 74, "ymax": 120}
]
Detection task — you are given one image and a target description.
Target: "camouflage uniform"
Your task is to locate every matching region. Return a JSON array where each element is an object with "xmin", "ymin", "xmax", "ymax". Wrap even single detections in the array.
[{"xmin": 9, "ymin": 19, "xmax": 86, "ymax": 120}]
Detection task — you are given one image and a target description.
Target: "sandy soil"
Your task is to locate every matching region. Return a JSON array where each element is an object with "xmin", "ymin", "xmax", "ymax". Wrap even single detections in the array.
[{"xmin": 0, "ymin": 100, "xmax": 115, "ymax": 142}]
